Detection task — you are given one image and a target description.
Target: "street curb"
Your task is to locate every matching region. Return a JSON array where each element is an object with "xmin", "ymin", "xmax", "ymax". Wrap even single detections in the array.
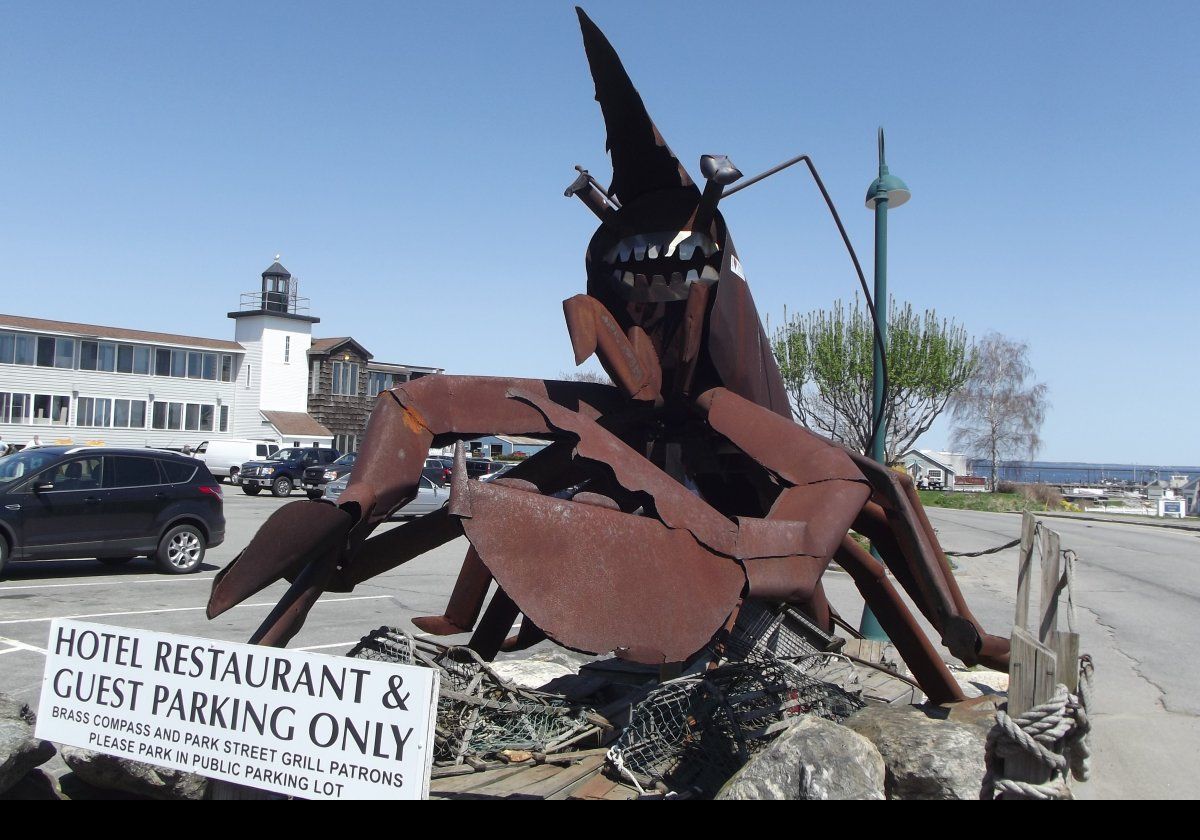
[{"xmin": 953, "ymin": 507, "xmax": 1200, "ymax": 534}]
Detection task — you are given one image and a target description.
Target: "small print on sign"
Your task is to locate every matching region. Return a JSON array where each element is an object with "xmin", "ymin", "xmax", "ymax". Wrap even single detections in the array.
[{"xmin": 36, "ymin": 620, "xmax": 439, "ymax": 800}]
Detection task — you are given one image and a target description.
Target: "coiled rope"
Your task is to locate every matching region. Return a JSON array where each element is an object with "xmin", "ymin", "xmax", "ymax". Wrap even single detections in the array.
[{"xmin": 983, "ymin": 655, "xmax": 1094, "ymax": 800}]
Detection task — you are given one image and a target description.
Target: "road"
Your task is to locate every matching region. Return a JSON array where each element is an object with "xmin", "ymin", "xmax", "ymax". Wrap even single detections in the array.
[{"xmin": 1, "ymin": 494, "xmax": 1196, "ymax": 798}]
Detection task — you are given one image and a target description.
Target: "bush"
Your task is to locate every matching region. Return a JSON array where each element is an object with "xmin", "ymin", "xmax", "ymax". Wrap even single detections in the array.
[
  {"xmin": 1021, "ymin": 484, "xmax": 1062, "ymax": 508},
  {"xmin": 997, "ymin": 480, "xmax": 1019, "ymax": 494}
]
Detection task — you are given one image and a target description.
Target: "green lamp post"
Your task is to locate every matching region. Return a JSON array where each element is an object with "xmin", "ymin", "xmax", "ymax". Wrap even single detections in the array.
[{"xmin": 858, "ymin": 127, "xmax": 910, "ymax": 640}]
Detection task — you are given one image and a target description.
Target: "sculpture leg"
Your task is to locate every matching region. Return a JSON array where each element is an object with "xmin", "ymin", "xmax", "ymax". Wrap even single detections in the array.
[{"xmin": 846, "ymin": 452, "xmax": 1009, "ymax": 670}]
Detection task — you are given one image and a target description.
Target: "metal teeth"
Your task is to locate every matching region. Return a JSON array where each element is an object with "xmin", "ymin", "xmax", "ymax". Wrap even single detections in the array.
[
  {"xmin": 647, "ymin": 243, "xmax": 660, "ymax": 259},
  {"xmin": 603, "ymin": 230, "xmax": 720, "ymax": 269},
  {"xmin": 686, "ymin": 269, "xmax": 700, "ymax": 284},
  {"xmin": 633, "ymin": 241, "xmax": 647, "ymax": 261},
  {"xmin": 622, "ymin": 271, "xmax": 635, "ymax": 286}
]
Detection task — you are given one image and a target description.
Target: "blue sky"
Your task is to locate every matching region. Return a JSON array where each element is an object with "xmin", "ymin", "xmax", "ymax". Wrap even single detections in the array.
[{"xmin": 1, "ymin": 1, "xmax": 1196, "ymax": 464}]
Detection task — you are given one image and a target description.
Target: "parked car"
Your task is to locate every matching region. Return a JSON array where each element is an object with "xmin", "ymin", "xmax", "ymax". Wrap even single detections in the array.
[
  {"xmin": 425, "ymin": 457, "xmax": 453, "ymax": 487},
  {"xmin": 239, "ymin": 447, "xmax": 341, "ymax": 497},
  {"xmin": 303, "ymin": 452, "xmax": 357, "ymax": 499},
  {"xmin": 480, "ymin": 463, "xmax": 517, "ymax": 482},
  {"xmin": 322, "ymin": 472, "xmax": 446, "ymax": 518},
  {"xmin": 194, "ymin": 439, "xmax": 279, "ymax": 483},
  {"xmin": 466, "ymin": 459, "xmax": 510, "ymax": 480},
  {"xmin": 0, "ymin": 446, "xmax": 224, "ymax": 576}
]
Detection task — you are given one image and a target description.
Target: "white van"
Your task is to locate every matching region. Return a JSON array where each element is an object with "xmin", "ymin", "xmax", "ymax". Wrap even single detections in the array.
[{"xmin": 195, "ymin": 439, "xmax": 279, "ymax": 483}]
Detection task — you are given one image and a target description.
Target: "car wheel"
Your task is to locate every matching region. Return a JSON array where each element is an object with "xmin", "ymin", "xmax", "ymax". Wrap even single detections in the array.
[
  {"xmin": 0, "ymin": 538, "xmax": 9, "ymax": 578},
  {"xmin": 228, "ymin": 468, "xmax": 240, "ymax": 485},
  {"xmin": 98, "ymin": 556, "xmax": 135, "ymax": 566},
  {"xmin": 306, "ymin": 490, "xmax": 323, "ymax": 500},
  {"xmin": 156, "ymin": 524, "xmax": 205, "ymax": 574},
  {"xmin": 242, "ymin": 485, "xmax": 261, "ymax": 496},
  {"xmin": 271, "ymin": 476, "xmax": 293, "ymax": 497}
]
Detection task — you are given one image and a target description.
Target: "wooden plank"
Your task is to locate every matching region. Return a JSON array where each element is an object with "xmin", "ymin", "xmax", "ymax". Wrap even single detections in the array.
[
  {"xmin": 1006, "ymin": 626, "xmax": 1059, "ymax": 792},
  {"xmin": 466, "ymin": 762, "xmax": 564, "ymax": 797},
  {"xmin": 1038, "ymin": 525, "xmax": 1062, "ymax": 644},
  {"xmin": 1014, "ymin": 512, "xmax": 1037, "ymax": 631},
  {"xmin": 1049, "ymin": 630, "xmax": 1081, "ymax": 693},
  {"xmin": 511, "ymin": 755, "xmax": 606, "ymax": 799},
  {"xmin": 429, "ymin": 762, "xmax": 531, "ymax": 794},
  {"xmin": 566, "ymin": 774, "xmax": 622, "ymax": 800}
]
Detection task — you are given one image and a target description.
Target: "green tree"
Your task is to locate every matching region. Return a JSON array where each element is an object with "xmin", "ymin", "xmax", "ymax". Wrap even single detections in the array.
[
  {"xmin": 772, "ymin": 296, "xmax": 977, "ymax": 462},
  {"xmin": 949, "ymin": 332, "xmax": 1049, "ymax": 489}
]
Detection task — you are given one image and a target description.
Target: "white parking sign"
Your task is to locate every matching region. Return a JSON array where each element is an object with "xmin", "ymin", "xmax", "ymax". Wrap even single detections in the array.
[{"xmin": 36, "ymin": 620, "xmax": 439, "ymax": 799}]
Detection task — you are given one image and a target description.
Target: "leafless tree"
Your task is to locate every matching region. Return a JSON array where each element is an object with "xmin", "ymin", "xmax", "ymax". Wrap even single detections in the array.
[{"xmin": 949, "ymin": 332, "xmax": 1049, "ymax": 489}]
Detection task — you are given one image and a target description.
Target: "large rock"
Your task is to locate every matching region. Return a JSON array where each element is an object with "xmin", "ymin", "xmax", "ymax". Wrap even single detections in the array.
[
  {"xmin": 488, "ymin": 660, "xmax": 575, "ymax": 691},
  {"xmin": 60, "ymin": 747, "xmax": 209, "ymax": 800},
  {"xmin": 845, "ymin": 703, "xmax": 988, "ymax": 800},
  {"xmin": 0, "ymin": 694, "xmax": 56, "ymax": 794},
  {"xmin": 716, "ymin": 716, "xmax": 886, "ymax": 800},
  {"xmin": 0, "ymin": 768, "xmax": 64, "ymax": 800}
]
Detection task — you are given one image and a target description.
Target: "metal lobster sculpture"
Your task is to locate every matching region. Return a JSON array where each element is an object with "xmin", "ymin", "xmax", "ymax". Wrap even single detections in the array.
[{"xmin": 207, "ymin": 8, "xmax": 1009, "ymax": 704}]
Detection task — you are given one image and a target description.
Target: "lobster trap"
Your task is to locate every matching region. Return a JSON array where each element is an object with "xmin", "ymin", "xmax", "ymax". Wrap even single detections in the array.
[
  {"xmin": 606, "ymin": 656, "xmax": 864, "ymax": 798},
  {"xmin": 349, "ymin": 627, "xmax": 606, "ymax": 766}
]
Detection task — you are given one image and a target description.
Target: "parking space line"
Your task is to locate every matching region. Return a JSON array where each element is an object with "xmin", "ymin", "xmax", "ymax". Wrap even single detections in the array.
[
  {"xmin": 0, "ymin": 635, "xmax": 48, "ymax": 655},
  {"xmin": 0, "ymin": 577, "xmax": 216, "ymax": 593},
  {"xmin": 0, "ymin": 595, "xmax": 393, "ymax": 626}
]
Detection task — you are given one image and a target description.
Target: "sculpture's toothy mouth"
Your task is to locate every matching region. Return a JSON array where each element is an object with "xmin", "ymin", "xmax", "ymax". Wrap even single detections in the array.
[{"xmin": 599, "ymin": 230, "xmax": 721, "ymax": 301}]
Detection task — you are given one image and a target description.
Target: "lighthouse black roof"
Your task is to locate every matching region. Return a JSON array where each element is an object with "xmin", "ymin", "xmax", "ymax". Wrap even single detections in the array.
[{"xmin": 262, "ymin": 260, "xmax": 291, "ymax": 278}]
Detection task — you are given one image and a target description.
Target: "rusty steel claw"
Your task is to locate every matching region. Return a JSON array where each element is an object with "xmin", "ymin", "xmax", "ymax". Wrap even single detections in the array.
[{"xmin": 207, "ymin": 500, "xmax": 353, "ymax": 621}]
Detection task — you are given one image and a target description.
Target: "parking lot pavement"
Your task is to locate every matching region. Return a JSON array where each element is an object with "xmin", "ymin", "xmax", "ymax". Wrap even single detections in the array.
[{"xmin": 0, "ymin": 489, "xmax": 483, "ymax": 717}]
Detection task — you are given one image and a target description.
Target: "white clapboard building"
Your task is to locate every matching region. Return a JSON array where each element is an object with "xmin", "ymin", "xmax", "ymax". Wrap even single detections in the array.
[{"xmin": 0, "ymin": 261, "xmax": 335, "ymax": 451}]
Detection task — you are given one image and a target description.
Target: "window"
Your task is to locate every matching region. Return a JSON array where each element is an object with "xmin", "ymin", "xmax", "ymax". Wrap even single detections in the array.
[
  {"xmin": 0, "ymin": 332, "xmax": 13, "ymax": 364},
  {"xmin": 159, "ymin": 460, "xmax": 197, "ymax": 484},
  {"xmin": 220, "ymin": 354, "xmax": 233, "ymax": 382},
  {"xmin": 245, "ymin": 363, "xmax": 252, "ymax": 389},
  {"xmin": 36, "ymin": 336, "xmax": 55, "ymax": 367},
  {"xmin": 334, "ymin": 434, "xmax": 357, "ymax": 454},
  {"xmin": 3, "ymin": 393, "xmax": 31, "ymax": 424},
  {"xmin": 77, "ymin": 397, "xmax": 114, "ymax": 427},
  {"xmin": 133, "ymin": 345, "xmax": 151, "ymax": 375},
  {"xmin": 284, "ymin": 336, "xmax": 290, "ymax": 364},
  {"xmin": 331, "ymin": 361, "xmax": 359, "ymax": 396},
  {"xmin": 117, "ymin": 344, "xmax": 134, "ymax": 373},
  {"xmin": 202, "ymin": 353, "xmax": 217, "ymax": 380},
  {"xmin": 13, "ymin": 334, "xmax": 34, "ymax": 365},
  {"xmin": 32, "ymin": 394, "xmax": 70, "ymax": 426},
  {"xmin": 155, "ymin": 348, "xmax": 171, "ymax": 376},
  {"xmin": 171, "ymin": 350, "xmax": 186, "ymax": 378},
  {"xmin": 80, "ymin": 340, "xmax": 98, "ymax": 370},
  {"xmin": 107, "ymin": 456, "xmax": 161, "ymax": 488},
  {"xmin": 368, "ymin": 371, "xmax": 394, "ymax": 394},
  {"xmin": 310, "ymin": 361, "xmax": 320, "ymax": 394},
  {"xmin": 219, "ymin": 405, "xmax": 229, "ymax": 432},
  {"xmin": 41, "ymin": 456, "xmax": 104, "ymax": 491},
  {"xmin": 54, "ymin": 338, "xmax": 75, "ymax": 369},
  {"xmin": 187, "ymin": 351, "xmax": 203, "ymax": 379},
  {"xmin": 107, "ymin": 399, "xmax": 146, "ymax": 428},
  {"xmin": 151, "ymin": 401, "xmax": 215, "ymax": 432}
]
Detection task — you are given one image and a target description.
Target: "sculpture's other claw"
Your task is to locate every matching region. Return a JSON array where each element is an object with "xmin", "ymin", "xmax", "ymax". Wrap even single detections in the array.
[{"xmin": 207, "ymin": 501, "xmax": 354, "ymax": 619}]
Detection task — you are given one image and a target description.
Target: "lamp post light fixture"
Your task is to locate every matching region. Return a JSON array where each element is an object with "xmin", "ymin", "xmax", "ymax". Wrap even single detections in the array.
[{"xmin": 859, "ymin": 127, "xmax": 910, "ymax": 641}]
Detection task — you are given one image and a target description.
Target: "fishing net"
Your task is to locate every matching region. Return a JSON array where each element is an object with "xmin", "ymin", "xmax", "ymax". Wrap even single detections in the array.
[
  {"xmin": 721, "ymin": 600, "xmax": 833, "ymax": 668},
  {"xmin": 349, "ymin": 627, "xmax": 603, "ymax": 765},
  {"xmin": 606, "ymin": 655, "xmax": 864, "ymax": 798}
]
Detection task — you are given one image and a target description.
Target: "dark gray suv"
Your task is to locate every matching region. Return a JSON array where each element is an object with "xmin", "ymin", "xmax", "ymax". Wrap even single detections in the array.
[{"xmin": 0, "ymin": 446, "xmax": 225, "ymax": 577}]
